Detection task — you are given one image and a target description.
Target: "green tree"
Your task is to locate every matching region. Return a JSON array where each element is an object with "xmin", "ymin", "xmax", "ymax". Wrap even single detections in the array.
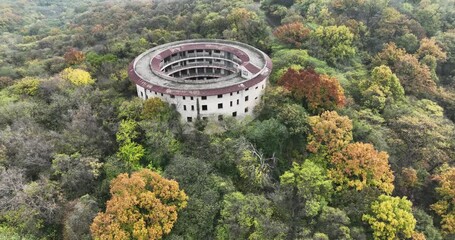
[
  {"xmin": 280, "ymin": 160, "xmax": 333, "ymax": 218},
  {"xmin": 312, "ymin": 25, "xmax": 356, "ymax": 64},
  {"xmin": 216, "ymin": 192, "xmax": 287, "ymax": 240},
  {"xmin": 245, "ymin": 118, "xmax": 289, "ymax": 157},
  {"xmin": 362, "ymin": 195, "xmax": 416, "ymax": 240},
  {"xmin": 360, "ymin": 65, "xmax": 405, "ymax": 111}
]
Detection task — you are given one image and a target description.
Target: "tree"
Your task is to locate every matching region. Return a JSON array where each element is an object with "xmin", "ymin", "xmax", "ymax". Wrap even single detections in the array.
[
  {"xmin": 0, "ymin": 120, "xmax": 55, "ymax": 179},
  {"xmin": 245, "ymin": 118, "xmax": 289, "ymax": 158},
  {"xmin": 236, "ymin": 141, "xmax": 274, "ymax": 189},
  {"xmin": 51, "ymin": 154, "xmax": 102, "ymax": 198},
  {"xmin": 311, "ymin": 25, "xmax": 356, "ymax": 64},
  {"xmin": 90, "ymin": 169, "xmax": 188, "ymax": 240},
  {"xmin": 329, "ymin": 142, "xmax": 395, "ymax": 194},
  {"xmin": 275, "ymin": 103, "xmax": 309, "ymax": 137},
  {"xmin": 225, "ymin": 8, "xmax": 270, "ymax": 47},
  {"xmin": 60, "ymin": 67, "xmax": 94, "ymax": 86},
  {"xmin": 164, "ymin": 155, "xmax": 234, "ymax": 239},
  {"xmin": 431, "ymin": 167, "xmax": 455, "ymax": 236},
  {"xmin": 11, "ymin": 77, "xmax": 40, "ymax": 96},
  {"xmin": 416, "ymin": 38, "xmax": 447, "ymax": 62},
  {"xmin": 280, "ymin": 160, "xmax": 333, "ymax": 218},
  {"xmin": 216, "ymin": 192, "xmax": 287, "ymax": 240},
  {"xmin": 115, "ymin": 119, "xmax": 145, "ymax": 168},
  {"xmin": 384, "ymin": 99, "xmax": 455, "ymax": 176},
  {"xmin": 360, "ymin": 65, "xmax": 405, "ymax": 111},
  {"xmin": 60, "ymin": 103, "xmax": 112, "ymax": 157},
  {"xmin": 141, "ymin": 97, "xmax": 172, "ymax": 122},
  {"xmin": 273, "ymin": 22, "xmax": 310, "ymax": 48},
  {"xmin": 363, "ymin": 195, "xmax": 416, "ymax": 240},
  {"xmin": 63, "ymin": 195, "xmax": 100, "ymax": 240},
  {"xmin": 316, "ymin": 206, "xmax": 351, "ymax": 240},
  {"xmin": 278, "ymin": 68, "xmax": 346, "ymax": 113},
  {"xmin": 374, "ymin": 43, "xmax": 437, "ymax": 96},
  {"xmin": 307, "ymin": 111, "xmax": 353, "ymax": 155},
  {"xmin": 64, "ymin": 48, "xmax": 85, "ymax": 65}
]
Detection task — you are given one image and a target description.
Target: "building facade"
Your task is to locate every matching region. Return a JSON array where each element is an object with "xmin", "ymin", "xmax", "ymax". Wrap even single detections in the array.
[{"xmin": 128, "ymin": 39, "xmax": 272, "ymax": 122}]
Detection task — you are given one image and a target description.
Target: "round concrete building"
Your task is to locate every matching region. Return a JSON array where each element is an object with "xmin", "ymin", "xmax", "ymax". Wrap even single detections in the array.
[{"xmin": 128, "ymin": 39, "xmax": 272, "ymax": 122}]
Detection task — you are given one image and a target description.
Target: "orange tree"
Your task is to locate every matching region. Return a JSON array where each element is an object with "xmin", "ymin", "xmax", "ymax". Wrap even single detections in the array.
[
  {"xmin": 329, "ymin": 142, "xmax": 395, "ymax": 194},
  {"xmin": 273, "ymin": 22, "xmax": 310, "ymax": 48},
  {"xmin": 90, "ymin": 169, "xmax": 187, "ymax": 240},
  {"xmin": 278, "ymin": 68, "xmax": 345, "ymax": 114},
  {"xmin": 307, "ymin": 111, "xmax": 353, "ymax": 156}
]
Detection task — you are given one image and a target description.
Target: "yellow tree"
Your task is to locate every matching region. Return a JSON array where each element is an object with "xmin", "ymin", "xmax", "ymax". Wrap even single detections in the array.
[
  {"xmin": 61, "ymin": 67, "xmax": 94, "ymax": 86},
  {"xmin": 329, "ymin": 142, "xmax": 395, "ymax": 194},
  {"xmin": 90, "ymin": 169, "xmax": 187, "ymax": 240},
  {"xmin": 431, "ymin": 167, "xmax": 455, "ymax": 235},
  {"xmin": 307, "ymin": 111, "xmax": 353, "ymax": 155},
  {"xmin": 363, "ymin": 195, "xmax": 416, "ymax": 240}
]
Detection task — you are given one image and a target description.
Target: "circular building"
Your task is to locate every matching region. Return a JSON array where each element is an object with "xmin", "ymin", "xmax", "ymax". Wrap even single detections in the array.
[{"xmin": 128, "ymin": 39, "xmax": 272, "ymax": 122}]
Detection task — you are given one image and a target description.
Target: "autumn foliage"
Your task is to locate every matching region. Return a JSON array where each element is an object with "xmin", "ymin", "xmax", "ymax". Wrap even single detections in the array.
[
  {"xmin": 307, "ymin": 111, "xmax": 353, "ymax": 155},
  {"xmin": 64, "ymin": 48, "xmax": 85, "ymax": 65},
  {"xmin": 374, "ymin": 43, "xmax": 437, "ymax": 96},
  {"xmin": 431, "ymin": 167, "xmax": 455, "ymax": 235},
  {"xmin": 278, "ymin": 68, "xmax": 346, "ymax": 113},
  {"xmin": 329, "ymin": 143, "xmax": 395, "ymax": 194},
  {"xmin": 90, "ymin": 169, "xmax": 187, "ymax": 240},
  {"xmin": 273, "ymin": 22, "xmax": 310, "ymax": 48}
]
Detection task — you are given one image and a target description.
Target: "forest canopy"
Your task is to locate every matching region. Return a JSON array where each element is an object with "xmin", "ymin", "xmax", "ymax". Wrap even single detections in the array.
[{"xmin": 0, "ymin": 0, "xmax": 455, "ymax": 239}]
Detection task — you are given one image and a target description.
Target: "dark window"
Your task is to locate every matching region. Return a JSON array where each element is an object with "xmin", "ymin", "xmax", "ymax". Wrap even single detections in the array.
[
  {"xmin": 191, "ymin": 96, "xmax": 194, "ymax": 100},
  {"xmin": 230, "ymin": 92, "xmax": 233, "ymax": 96},
  {"xmin": 237, "ymin": 99, "xmax": 239, "ymax": 105},
  {"xmin": 201, "ymin": 96, "xmax": 207, "ymax": 100},
  {"xmin": 170, "ymin": 95, "xmax": 175, "ymax": 99},
  {"xmin": 218, "ymin": 94, "xmax": 223, "ymax": 98},
  {"xmin": 202, "ymin": 105, "xmax": 208, "ymax": 111},
  {"xmin": 255, "ymin": 86, "xmax": 258, "ymax": 89},
  {"xmin": 232, "ymin": 111, "xmax": 237, "ymax": 117},
  {"xmin": 245, "ymin": 107, "xmax": 249, "ymax": 113},
  {"xmin": 237, "ymin": 91, "xmax": 239, "ymax": 94},
  {"xmin": 187, "ymin": 117, "xmax": 192, "ymax": 122},
  {"xmin": 183, "ymin": 96, "xmax": 186, "ymax": 100},
  {"xmin": 255, "ymin": 96, "xmax": 258, "ymax": 100},
  {"xmin": 218, "ymin": 115, "xmax": 223, "ymax": 121},
  {"xmin": 183, "ymin": 105, "xmax": 187, "ymax": 111},
  {"xmin": 140, "ymin": 91, "xmax": 143, "ymax": 97},
  {"xmin": 245, "ymin": 88, "xmax": 249, "ymax": 91},
  {"xmin": 262, "ymin": 84, "xmax": 264, "ymax": 89},
  {"xmin": 202, "ymin": 117, "xmax": 208, "ymax": 121},
  {"xmin": 161, "ymin": 93, "xmax": 163, "ymax": 96},
  {"xmin": 191, "ymin": 105, "xmax": 195, "ymax": 111},
  {"xmin": 218, "ymin": 103, "xmax": 223, "ymax": 109},
  {"xmin": 245, "ymin": 96, "xmax": 249, "ymax": 101},
  {"xmin": 230, "ymin": 101, "xmax": 233, "ymax": 107},
  {"xmin": 155, "ymin": 91, "xmax": 157, "ymax": 95}
]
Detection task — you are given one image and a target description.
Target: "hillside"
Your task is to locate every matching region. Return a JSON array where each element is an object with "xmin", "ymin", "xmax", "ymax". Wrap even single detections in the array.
[{"xmin": 0, "ymin": 0, "xmax": 454, "ymax": 239}]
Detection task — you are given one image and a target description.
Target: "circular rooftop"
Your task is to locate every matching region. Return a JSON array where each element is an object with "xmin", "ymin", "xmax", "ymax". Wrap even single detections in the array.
[{"xmin": 128, "ymin": 39, "xmax": 272, "ymax": 96}]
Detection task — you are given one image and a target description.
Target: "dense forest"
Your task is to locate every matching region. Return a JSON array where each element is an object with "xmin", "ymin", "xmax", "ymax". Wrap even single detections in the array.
[{"xmin": 0, "ymin": 0, "xmax": 454, "ymax": 239}]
